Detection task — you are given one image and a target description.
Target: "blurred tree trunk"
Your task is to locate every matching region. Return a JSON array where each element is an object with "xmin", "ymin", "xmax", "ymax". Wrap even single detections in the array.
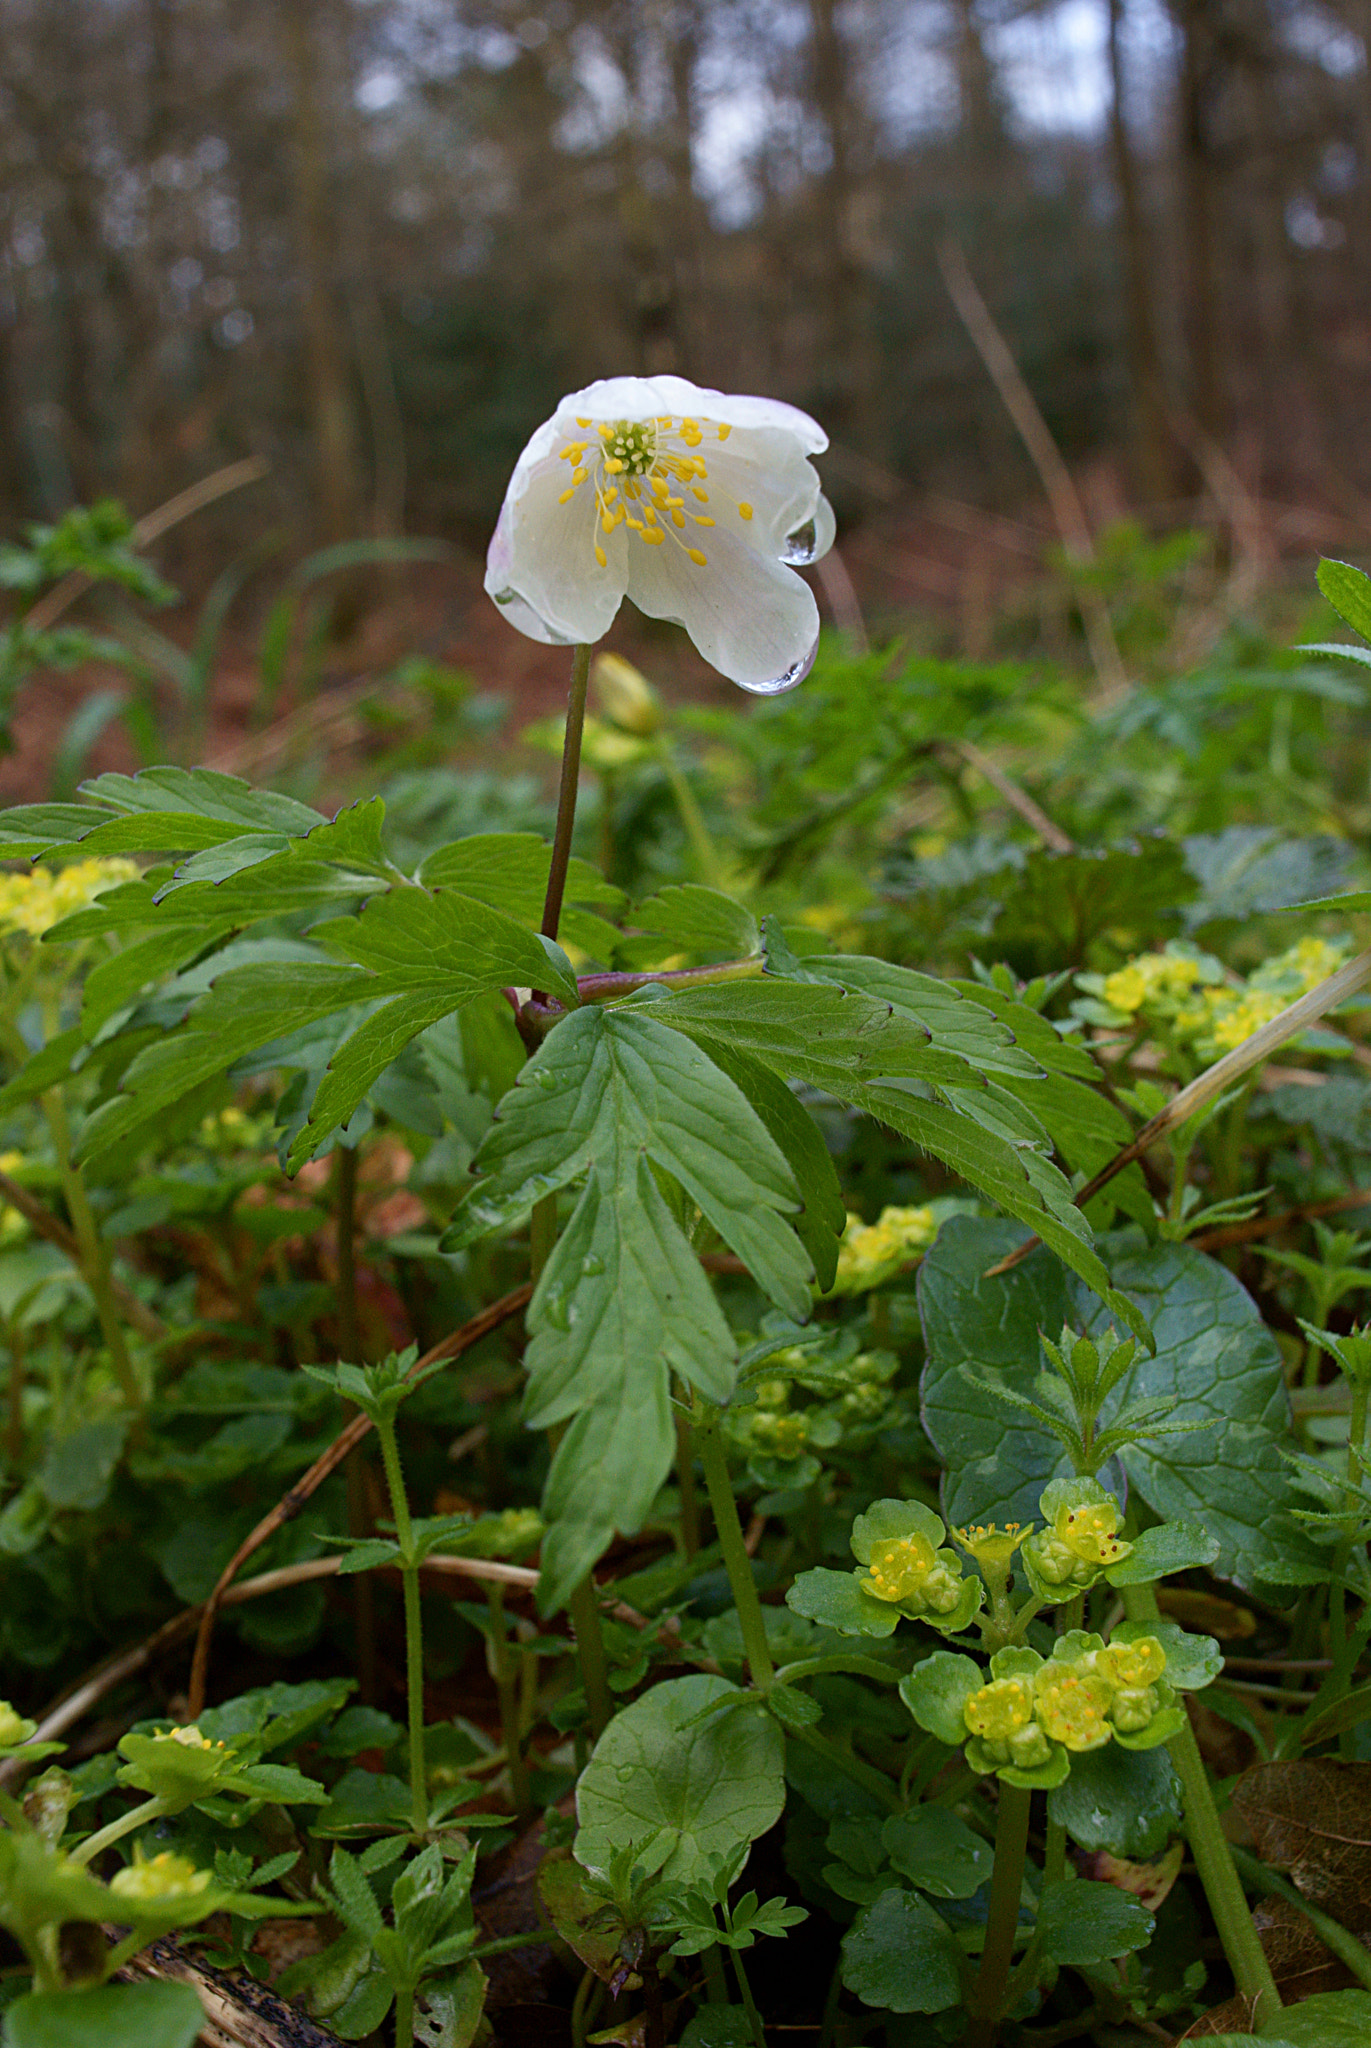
[
  {"xmin": 281, "ymin": 0, "xmax": 363, "ymax": 547},
  {"xmin": 1173, "ymin": 0, "xmax": 1226, "ymax": 440},
  {"xmin": 1107, "ymin": 0, "xmax": 1175, "ymax": 499},
  {"xmin": 808, "ymin": 0, "xmax": 873, "ymax": 445}
]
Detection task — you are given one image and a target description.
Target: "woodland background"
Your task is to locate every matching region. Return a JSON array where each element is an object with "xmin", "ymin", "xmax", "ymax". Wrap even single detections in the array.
[{"xmin": 4, "ymin": 0, "xmax": 1371, "ymax": 613}]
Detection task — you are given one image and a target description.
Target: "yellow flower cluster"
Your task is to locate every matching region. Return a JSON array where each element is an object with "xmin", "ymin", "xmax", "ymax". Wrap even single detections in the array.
[
  {"xmin": 964, "ymin": 1632, "xmax": 1169, "ymax": 1772},
  {"xmin": 1024, "ymin": 1496, "xmax": 1132, "ymax": 1590},
  {"xmin": 158, "ymin": 1724, "xmax": 226, "ymax": 1752},
  {"xmin": 1086, "ymin": 935, "xmax": 1351, "ymax": 1062},
  {"xmin": 109, "ymin": 1849, "xmax": 212, "ymax": 1903},
  {"xmin": 864, "ymin": 1531, "xmax": 963, "ymax": 1613},
  {"xmin": 827, "ymin": 1204, "xmax": 937, "ymax": 1295},
  {"xmin": 0, "ymin": 859, "xmax": 140, "ymax": 940}
]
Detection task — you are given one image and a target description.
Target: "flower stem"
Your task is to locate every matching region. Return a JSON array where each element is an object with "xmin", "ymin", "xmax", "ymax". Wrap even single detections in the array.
[
  {"xmin": 375, "ymin": 1410, "xmax": 427, "ymax": 1836},
  {"xmin": 486, "ymin": 1583, "xmax": 533, "ymax": 1819},
  {"xmin": 567, "ymin": 1576, "xmax": 612, "ymax": 1738},
  {"xmin": 729, "ymin": 1943, "xmax": 767, "ymax": 2048},
  {"xmin": 43, "ymin": 1084, "xmax": 142, "ymax": 1410},
  {"xmin": 540, "ymin": 642, "xmax": 593, "ymax": 944},
  {"xmin": 71, "ymin": 1792, "xmax": 172, "ymax": 1866},
  {"xmin": 1121, "ymin": 1582, "xmax": 1281, "ymax": 2030},
  {"xmin": 696, "ymin": 1407, "xmax": 772, "ymax": 1689},
  {"xmin": 964, "ymin": 1780, "xmax": 1032, "ymax": 2048},
  {"xmin": 676, "ymin": 1410, "xmax": 700, "ymax": 1557},
  {"xmin": 394, "ymin": 1983, "xmax": 414, "ymax": 2048}
]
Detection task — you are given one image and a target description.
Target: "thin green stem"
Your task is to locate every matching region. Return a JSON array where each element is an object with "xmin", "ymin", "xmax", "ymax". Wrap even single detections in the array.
[
  {"xmin": 965, "ymin": 1781, "xmax": 1031, "ymax": 2048},
  {"xmin": 394, "ymin": 1982, "xmax": 414, "ymax": 2048},
  {"xmin": 6, "ymin": 1320, "xmax": 24, "ymax": 1466},
  {"xmin": 540, "ymin": 642, "xmax": 593, "ymax": 944},
  {"xmin": 729, "ymin": 1942, "xmax": 767, "ymax": 2048},
  {"xmin": 696, "ymin": 1410, "xmax": 772, "ymax": 1689},
  {"xmin": 486, "ymin": 1584, "xmax": 533, "ymax": 1819},
  {"xmin": 658, "ymin": 741, "xmax": 723, "ymax": 888},
  {"xmin": 335, "ymin": 1143, "xmax": 360, "ymax": 1362},
  {"xmin": 376, "ymin": 1412, "xmax": 427, "ymax": 1835},
  {"xmin": 42, "ymin": 1085, "xmax": 141, "ymax": 1408},
  {"xmin": 71, "ymin": 1793, "xmax": 171, "ymax": 1866},
  {"xmin": 676, "ymin": 1410, "xmax": 700, "ymax": 1558},
  {"xmin": 567, "ymin": 1576, "xmax": 612, "ymax": 1738},
  {"xmin": 1121, "ymin": 1582, "xmax": 1282, "ymax": 2030}
]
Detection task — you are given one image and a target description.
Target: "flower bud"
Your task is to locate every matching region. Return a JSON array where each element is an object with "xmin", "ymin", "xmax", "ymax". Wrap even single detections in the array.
[
  {"xmin": 593, "ymin": 653, "xmax": 665, "ymax": 736},
  {"xmin": 1033, "ymin": 1663, "xmax": 1113, "ymax": 1751},
  {"xmin": 0, "ymin": 1701, "xmax": 34, "ymax": 1748},
  {"xmin": 110, "ymin": 1850, "xmax": 212, "ymax": 1904}
]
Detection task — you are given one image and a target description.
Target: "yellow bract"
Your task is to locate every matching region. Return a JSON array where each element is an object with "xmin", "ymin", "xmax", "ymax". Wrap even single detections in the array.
[
  {"xmin": 864, "ymin": 1530, "xmax": 938, "ymax": 1602},
  {"xmin": 1033, "ymin": 1665, "xmax": 1114, "ymax": 1751},
  {"xmin": 109, "ymin": 1850, "xmax": 212, "ymax": 1903},
  {"xmin": 965, "ymin": 1676, "xmax": 1034, "ymax": 1740}
]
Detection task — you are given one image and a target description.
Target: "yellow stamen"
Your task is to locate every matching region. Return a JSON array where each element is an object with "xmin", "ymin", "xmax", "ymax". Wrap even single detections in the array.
[
  {"xmin": 641, "ymin": 527, "xmax": 665, "ymax": 545},
  {"xmin": 558, "ymin": 487, "xmax": 575, "ymax": 505},
  {"xmin": 577, "ymin": 417, "xmax": 591, "ymax": 426},
  {"xmin": 694, "ymin": 516, "xmax": 714, "ymax": 527},
  {"xmin": 606, "ymin": 457, "xmax": 624, "ymax": 473},
  {"xmin": 571, "ymin": 467, "xmax": 587, "ymax": 485},
  {"xmin": 688, "ymin": 548, "xmax": 707, "ymax": 566},
  {"xmin": 599, "ymin": 423, "xmax": 614, "ymax": 438},
  {"xmin": 718, "ymin": 422, "xmax": 731, "ymax": 440},
  {"xmin": 594, "ymin": 544, "xmax": 607, "ymax": 567},
  {"xmin": 738, "ymin": 501, "xmax": 753, "ymax": 520},
  {"xmin": 671, "ymin": 510, "xmax": 685, "ymax": 527},
  {"xmin": 692, "ymin": 487, "xmax": 709, "ymax": 502}
]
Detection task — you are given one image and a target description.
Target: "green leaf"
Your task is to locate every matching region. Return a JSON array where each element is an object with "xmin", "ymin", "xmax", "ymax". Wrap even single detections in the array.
[
  {"xmin": 1259, "ymin": 1991, "xmax": 1371, "ymax": 2045},
  {"xmin": 898, "ymin": 1651, "xmax": 982, "ymax": 1747},
  {"xmin": 630, "ymin": 886, "xmax": 760, "ymax": 959},
  {"xmin": 1317, "ymin": 559, "xmax": 1371, "ymax": 643},
  {"xmin": 679, "ymin": 2009, "xmax": 755, "ymax": 2048},
  {"xmin": 417, "ymin": 832, "xmax": 624, "ymax": 958},
  {"xmin": 881, "ymin": 1807, "xmax": 993, "ymax": 1900},
  {"xmin": 38, "ymin": 1420, "xmax": 128, "ymax": 1511},
  {"xmin": 1105, "ymin": 1521, "xmax": 1220, "ymax": 1584},
  {"xmin": 839, "ymin": 1887, "xmax": 963, "ymax": 2014},
  {"xmin": 1036, "ymin": 1877, "xmax": 1152, "ymax": 1964},
  {"xmin": 2, "ymin": 1984, "xmax": 206, "ymax": 2048},
  {"xmin": 285, "ymin": 990, "xmax": 472, "ymax": 1170},
  {"xmin": 1046, "ymin": 1742, "xmax": 1181, "ymax": 1858},
  {"xmin": 1111, "ymin": 1619, "xmax": 1222, "ymax": 1691},
  {"xmin": 310, "ymin": 886, "xmax": 576, "ymax": 1003},
  {"xmin": 574, "ymin": 1674, "xmax": 784, "ymax": 1885},
  {"xmin": 688, "ymin": 1040, "xmax": 846, "ymax": 1292},
  {"xmin": 919, "ymin": 1217, "xmax": 1314, "ymax": 1582},
  {"xmin": 79, "ymin": 926, "xmax": 234, "ymax": 1036},
  {"xmin": 658, "ymin": 980, "xmax": 1143, "ymax": 1337},
  {"xmin": 785, "ymin": 1568, "xmax": 901, "ymax": 1638},
  {"xmin": 445, "ymin": 1007, "xmax": 812, "ymax": 1601}
]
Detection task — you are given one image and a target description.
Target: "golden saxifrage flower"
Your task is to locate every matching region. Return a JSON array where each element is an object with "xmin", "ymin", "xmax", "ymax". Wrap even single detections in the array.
[{"xmin": 485, "ymin": 374, "xmax": 835, "ymax": 692}]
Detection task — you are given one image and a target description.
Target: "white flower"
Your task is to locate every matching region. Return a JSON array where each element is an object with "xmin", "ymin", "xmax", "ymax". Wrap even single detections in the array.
[{"xmin": 484, "ymin": 374, "xmax": 835, "ymax": 693}]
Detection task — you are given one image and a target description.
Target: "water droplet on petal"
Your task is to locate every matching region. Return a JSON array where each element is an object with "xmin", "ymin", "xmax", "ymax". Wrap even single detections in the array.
[
  {"xmin": 734, "ymin": 634, "xmax": 820, "ymax": 697},
  {"xmin": 781, "ymin": 518, "xmax": 819, "ymax": 565}
]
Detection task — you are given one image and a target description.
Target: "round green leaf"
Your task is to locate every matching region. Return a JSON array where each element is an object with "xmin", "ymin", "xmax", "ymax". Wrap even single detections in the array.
[
  {"xmin": 850, "ymin": 1499, "xmax": 946, "ymax": 1566},
  {"xmin": 1105, "ymin": 1520, "xmax": 1221, "ymax": 1585},
  {"xmin": 1037, "ymin": 1877, "xmax": 1153, "ymax": 1965},
  {"xmin": 1112, "ymin": 1619, "xmax": 1221, "ymax": 1691},
  {"xmin": 881, "ymin": 1807, "xmax": 992, "ymax": 1899},
  {"xmin": 898, "ymin": 1652, "xmax": 982, "ymax": 1746},
  {"xmin": 840, "ymin": 1887, "xmax": 962, "ymax": 2014},
  {"xmin": 786, "ymin": 1568, "xmax": 900, "ymax": 1638},
  {"xmin": 3, "ymin": 1984, "xmax": 205, "ymax": 2048},
  {"xmin": 1047, "ymin": 1741, "xmax": 1181, "ymax": 1858},
  {"xmin": 574, "ymin": 1675, "xmax": 784, "ymax": 1886}
]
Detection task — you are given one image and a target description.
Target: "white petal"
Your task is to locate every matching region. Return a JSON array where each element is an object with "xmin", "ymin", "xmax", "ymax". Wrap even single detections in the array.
[
  {"xmin": 808, "ymin": 492, "xmax": 837, "ymax": 564},
  {"xmin": 623, "ymin": 525, "xmax": 820, "ymax": 692},
  {"xmin": 553, "ymin": 375, "xmax": 826, "ymax": 453},
  {"xmin": 682, "ymin": 431, "xmax": 825, "ymax": 553},
  {"xmin": 486, "ymin": 458, "xmax": 628, "ymax": 646}
]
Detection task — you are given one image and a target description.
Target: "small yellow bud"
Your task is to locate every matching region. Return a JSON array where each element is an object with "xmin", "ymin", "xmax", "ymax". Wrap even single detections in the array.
[
  {"xmin": 965, "ymin": 1677, "xmax": 1034, "ymax": 1741},
  {"xmin": 592, "ymin": 652, "xmax": 664, "ymax": 737},
  {"xmin": 110, "ymin": 1850, "xmax": 212, "ymax": 1903}
]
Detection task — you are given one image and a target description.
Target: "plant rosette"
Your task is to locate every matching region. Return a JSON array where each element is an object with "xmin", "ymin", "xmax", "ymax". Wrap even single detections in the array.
[{"xmin": 1020, "ymin": 1477, "xmax": 1133, "ymax": 1602}]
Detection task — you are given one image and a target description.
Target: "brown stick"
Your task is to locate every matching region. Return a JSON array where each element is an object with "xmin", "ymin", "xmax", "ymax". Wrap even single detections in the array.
[
  {"xmin": 22, "ymin": 458, "xmax": 270, "ymax": 636},
  {"xmin": 937, "ymin": 239, "xmax": 1128, "ymax": 703},
  {"xmin": 186, "ymin": 1282, "xmax": 532, "ymax": 1716},
  {"xmin": 1192, "ymin": 1186, "xmax": 1371, "ymax": 1253},
  {"xmin": 942, "ymin": 738, "xmax": 1075, "ymax": 853}
]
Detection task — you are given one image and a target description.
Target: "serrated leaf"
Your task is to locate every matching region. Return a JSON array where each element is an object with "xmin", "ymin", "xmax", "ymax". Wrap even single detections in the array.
[
  {"xmin": 657, "ymin": 979, "xmax": 1144, "ymax": 1336},
  {"xmin": 450, "ymin": 1007, "xmax": 810, "ymax": 1603},
  {"xmin": 285, "ymin": 990, "xmax": 471, "ymax": 1169},
  {"xmin": 79, "ymin": 925, "xmax": 234, "ymax": 1035},
  {"xmin": 1047, "ymin": 1742, "xmax": 1181, "ymax": 1857},
  {"xmin": 82, "ymin": 766, "xmax": 327, "ymax": 834},
  {"xmin": 310, "ymin": 886, "xmax": 576, "ymax": 1001},
  {"xmin": 417, "ymin": 831, "xmax": 624, "ymax": 957},
  {"xmin": 630, "ymin": 885, "xmax": 760, "ymax": 959}
]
